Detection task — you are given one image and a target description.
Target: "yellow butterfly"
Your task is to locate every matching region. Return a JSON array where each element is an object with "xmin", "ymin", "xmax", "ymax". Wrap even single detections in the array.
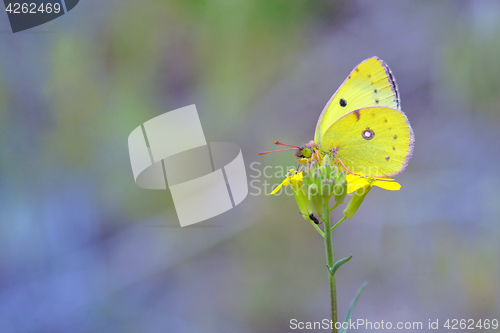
[{"xmin": 261, "ymin": 57, "xmax": 414, "ymax": 177}]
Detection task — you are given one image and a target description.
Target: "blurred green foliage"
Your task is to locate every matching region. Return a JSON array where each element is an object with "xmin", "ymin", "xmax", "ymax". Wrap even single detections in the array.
[{"xmin": 444, "ymin": 1, "xmax": 500, "ymax": 114}]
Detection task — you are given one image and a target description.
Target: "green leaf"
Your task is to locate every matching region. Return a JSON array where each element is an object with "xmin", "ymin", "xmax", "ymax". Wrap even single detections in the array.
[
  {"xmin": 329, "ymin": 255, "xmax": 353, "ymax": 276},
  {"xmin": 340, "ymin": 282, "xmax": 367, "ymax": 333}
]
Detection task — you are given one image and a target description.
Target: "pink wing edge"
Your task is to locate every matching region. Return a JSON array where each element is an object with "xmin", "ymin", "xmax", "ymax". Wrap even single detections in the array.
[{"xmin": 389, "ymin": 110, "xmax": 415, "ymax": 177}]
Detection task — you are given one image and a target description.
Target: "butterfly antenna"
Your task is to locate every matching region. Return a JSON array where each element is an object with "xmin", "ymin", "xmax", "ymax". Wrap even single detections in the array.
[
  {"xmin": 258, "ymin": 141, "xmax": 300, "ymax": 155},
  {"xmin": 258, "ymin": 148, "xmax": 296, "ymax": 155},
  {"xmin": 273, "ymin": 141, "xmax": 300, "ymax": 149}
]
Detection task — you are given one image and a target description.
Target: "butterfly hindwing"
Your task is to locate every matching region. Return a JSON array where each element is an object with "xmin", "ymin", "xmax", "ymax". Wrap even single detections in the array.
[
  {"xmin": 320, "ymin": 107, "xmax": 414, "ymax": 177},
  {"xmin": 314, "ymin": 57, "xmax": 400, "ymax": 144}
]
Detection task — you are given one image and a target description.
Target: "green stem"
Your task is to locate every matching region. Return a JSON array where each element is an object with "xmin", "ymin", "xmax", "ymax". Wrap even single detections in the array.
[
  {"xmin": 310, "ymin": 219, "xmax": 325, "ymax": 237},
  {"xmin": 329, "ymin": 203, "xmax": 339, "ymax": 212},
  {"xmin": 331, "ymin": 216, "xmax": 347, "ymax": 232},
  {"xmin": 323, "ymin": 199, "xmax": 337, "ymax": 333}
]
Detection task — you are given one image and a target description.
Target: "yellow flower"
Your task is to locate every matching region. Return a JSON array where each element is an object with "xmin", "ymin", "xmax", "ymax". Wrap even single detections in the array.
[
  {"xmin": 271, "ymin": 166, "xmax": 402, "ymax": 222},
  {"xmin": 343, "ymin": 173, "xmax": 401, "ymax": 219},
  {"xmin": 270, "ymin": 169, "xmax": 303, "ymax": 195},
  {"xmin": 346, "ymin": 173, "xmax": 401, "ymax": 193}
]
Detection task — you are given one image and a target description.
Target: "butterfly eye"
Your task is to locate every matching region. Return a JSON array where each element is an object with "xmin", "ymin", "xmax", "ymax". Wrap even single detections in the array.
[
  {"xmin": 362, "ymin": 128, "xmax": 375, "ymax": 140},
  {"xmin": 301, "ymin": 148, "xmax": 312, "ymax": 158}
]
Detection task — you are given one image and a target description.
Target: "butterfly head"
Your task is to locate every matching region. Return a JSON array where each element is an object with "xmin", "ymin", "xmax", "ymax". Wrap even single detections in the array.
[
  {"xmin": 295, "ymin": 141, "xmax": 321, "ymax": 163},
  {"xmin": 259, "ymin": 140, "xmax": 321, "ymax": 163}
]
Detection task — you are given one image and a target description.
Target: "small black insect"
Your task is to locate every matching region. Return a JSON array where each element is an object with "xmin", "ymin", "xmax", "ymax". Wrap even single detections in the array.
[{"xmin": 309, "ymin": 213, "xmax": 321, "ymax": 225}]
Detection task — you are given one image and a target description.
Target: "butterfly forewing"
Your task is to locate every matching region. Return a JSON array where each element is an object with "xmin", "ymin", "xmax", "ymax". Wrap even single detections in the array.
[
  {"xmin": 314, "ymin": 57, "xmax": 400, "ymax": 144},
  {"xmin": 320, "ymin": 107, "xmax": 414, "ymax": 177}
]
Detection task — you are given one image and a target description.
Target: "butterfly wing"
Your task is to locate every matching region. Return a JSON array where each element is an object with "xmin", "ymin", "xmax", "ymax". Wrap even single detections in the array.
[
  {"xmin": 314, "ymin": 57, "xmax": 401, "ymax": 145},
  {"xmin": 320, "ymin": 107, "xmax": 414, "ymax": 177}
]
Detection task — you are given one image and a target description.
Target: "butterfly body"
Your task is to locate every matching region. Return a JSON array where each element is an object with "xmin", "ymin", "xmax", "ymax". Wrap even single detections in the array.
[{"xmin": 260, "ymin": 57, "xmax": 414, "ymax": 178}]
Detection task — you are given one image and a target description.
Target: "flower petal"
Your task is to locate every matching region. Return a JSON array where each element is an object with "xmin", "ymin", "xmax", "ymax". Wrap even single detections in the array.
[
  {"xmin": 270, "ymin": 171, "xmax": 303, "ymax": 195},
  {"xmin": 347, "ymin": 177, "xmax": 370, "ymax": 194},
  {"xmin": 346, "ymin": 174, "xmax": 363, "ymax": 182},
  {"xmin": 346, "ymin": 173, "xmax": 400, "ymax": 192},
  {"xmin": 372, "ymin": 180, "xmax": 401, "ymax": 191},
  {"xmin": 270, "ymin": 183, "xmax": 283, "ymax": 195},
  {"xmin": 291, "ymin": 171, "xmax": 303, "ymax": 182},
  {"xmin": 374, "ymin": 176, "xmax": 394, "ymax": 181}
]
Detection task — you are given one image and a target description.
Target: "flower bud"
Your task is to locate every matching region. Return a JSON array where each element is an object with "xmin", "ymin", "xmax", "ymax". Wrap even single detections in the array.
[
  {"xmin": 334, "ymin": 177, "xmax": 348, "ymax": 206},
  {"xmin": 343, "ymin": 185, "xmax": 371, "ymax": 219},
  {"xmin": 320, "ymin": 155, "xmax": 332, "ymax": 177},
  {"xmin": 291, "ymin": 182, "xmax": 314, "ymax": 220},
  {"xmin": 307, "ymin": 183, "xmax": 324, "ymax": 216}
]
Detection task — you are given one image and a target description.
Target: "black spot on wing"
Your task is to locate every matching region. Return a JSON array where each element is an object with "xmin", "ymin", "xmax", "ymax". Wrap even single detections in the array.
[
  {"xmin": 385, "ymin": 156, "xmax": 390, "ymax": 161},
  {"xmin": 340, "ymin": 99, "xmax": 347, "ymax": 107},
  {"xmin": 374, "ymin": 89, "xmax": 377, "ymax": 93},
  {"xmin": 392, "ymin": 146, "xmax": 395, "ymax": 150},
  {"xmin": 375, "ymin": 99, "xmax": 379, "ymax": 104}
]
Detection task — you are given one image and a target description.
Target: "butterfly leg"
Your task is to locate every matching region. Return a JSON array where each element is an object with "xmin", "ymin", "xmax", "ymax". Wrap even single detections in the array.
[{"xmin": 334, "ymin": 158, "xmax": 363, "ymax": 177}]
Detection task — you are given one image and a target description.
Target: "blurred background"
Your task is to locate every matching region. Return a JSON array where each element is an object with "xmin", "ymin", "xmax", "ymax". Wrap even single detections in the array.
[{"xmin": 1, "ymin": 0, "xmax": 499, "ymax": 332}]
